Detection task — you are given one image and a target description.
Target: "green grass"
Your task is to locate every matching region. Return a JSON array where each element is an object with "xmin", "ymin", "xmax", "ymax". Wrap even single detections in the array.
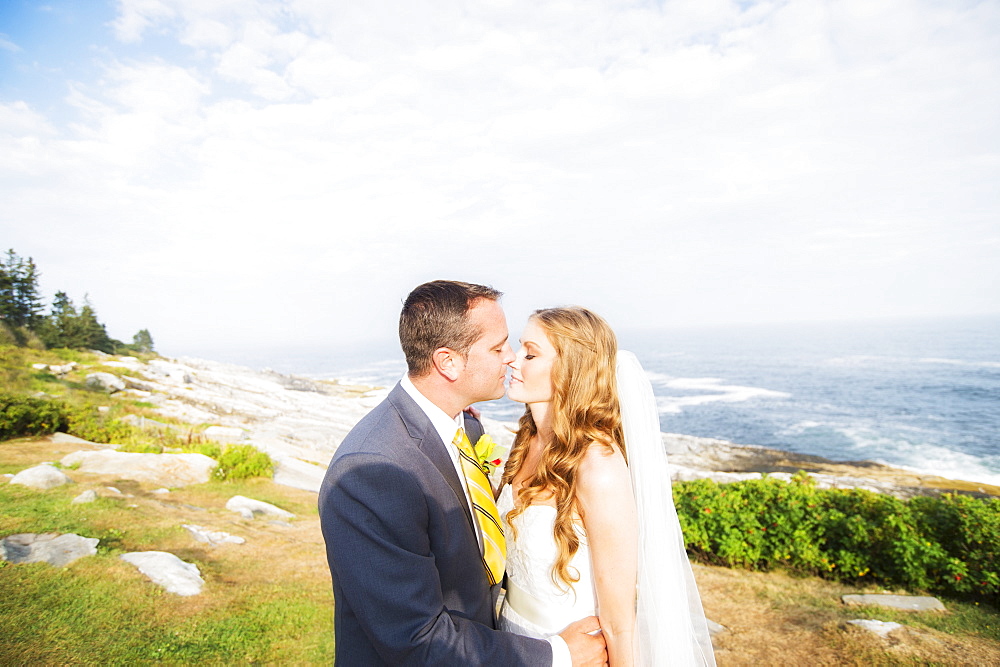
[
  {"xmin": 0, "ymin": 482, "xmax": 164, "ymax": 552},
  {"xmin": 0, "ymin": 455, "xmax": 334, "ymax": 664},
  {"xmin": 0, "ymin": 349, "xmax": 327, "ymax": 663},
  {"xmin": 843, "ymin": 599, "xmax": 1000, "ymax": 642},
  {"xmin": 0, "ymin": 559, "xmax": 333, "ymax": 664}
]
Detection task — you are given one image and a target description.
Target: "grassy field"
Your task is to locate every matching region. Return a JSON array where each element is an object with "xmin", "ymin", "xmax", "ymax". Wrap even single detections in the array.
[
  {"xmin": 3, "ymin": 437, "xmax": 999, "ymax": 665},
  {"xmin": 4, "ymin": 346, "xmax": 998, "ymax": 663},
  {"xmin": 1, "ymin": 436, "xmax": 333, "ymax": 665}
]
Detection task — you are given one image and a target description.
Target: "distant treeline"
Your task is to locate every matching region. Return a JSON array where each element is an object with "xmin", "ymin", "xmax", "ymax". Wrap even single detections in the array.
[{"xmin": 0, "ymin": 249, "xmax": 154, "ymax": 354}]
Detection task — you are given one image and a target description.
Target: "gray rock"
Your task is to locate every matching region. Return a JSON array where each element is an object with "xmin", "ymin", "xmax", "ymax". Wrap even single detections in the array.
[
  {"xmin": 120, "ymin": 551, "xmax": 205, "ymax": 596},
  {"xmin": 848, "ymin": 619, "xmax": 904, "ymax": 637},
  {"xmin": 203, "ymin": 425, "xmax": 245, "ymax": 443},
  {"xmin": 61, "ymin": 450, "xmax": 217, "ymax": 487},
  {"xmin": 50, "ymin": 432, "xmax": 100, "ymax": 446},
  {"xmin": 48, "ymin": 362, "xmax": 76, "ymax": 376},
  {"xmin": 271, "ymin": 456, "xmax": 323, "ymax": 493},
  {"xmin": 120, "ymin": 414, "xmax": 177, "ymax": 431},
  {"xmin": 842, "ymin": 594, "xmax": 946, "ymax": 612},
  {"xmin": 225, "ymin": 495, "xmax": 294, "ymax": 520},
  {"xmin": 85, "ymin": 372, "xmax": 126, "ymax": 393},
  {"xmin": 0, "ymin": 533, "xmax": 98, "ymax": 567},
  {"xmin": 146, "ymin": 360, "xmax": 193, "ymax": 383},
  {"xmin": 182, "ymin": 524, "xmax": 245, "ymax": 545},
  {"xmin": 72, "ymin": 489, "xmax": 98, "ymax": 504},
  {"xmin": 10, "ymin": 463, "xmax": 72, "ymax": 490},
  {"xmin": 102, "ymin": 357, "xmax": 143, "ymax": 371}
]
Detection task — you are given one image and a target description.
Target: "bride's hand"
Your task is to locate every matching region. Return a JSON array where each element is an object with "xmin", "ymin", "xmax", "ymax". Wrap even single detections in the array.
[
  {"xmin": 559, "ymin": 616, "xmax": 608, "ymax": 666},
  {"xmin": 463, "ymin": 405, "xmax": 481, "ymax": 420}
]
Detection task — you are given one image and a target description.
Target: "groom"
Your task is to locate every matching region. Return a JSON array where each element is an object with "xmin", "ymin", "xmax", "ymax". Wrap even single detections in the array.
[{"xmin": 319, "ymin": 280, "xmax": 607, "ymax": 665}]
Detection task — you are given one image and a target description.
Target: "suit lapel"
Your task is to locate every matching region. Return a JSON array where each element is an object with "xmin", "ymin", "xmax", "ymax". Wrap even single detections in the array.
[{"xmin": 387, "ymin": 384, "xmax": 476, "ymax": 532}]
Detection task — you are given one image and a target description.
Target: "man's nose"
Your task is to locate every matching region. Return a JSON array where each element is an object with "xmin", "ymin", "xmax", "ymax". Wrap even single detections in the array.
[{"xmin": 502, "ymin": 343, "xmax": 516, "ymax": 365}]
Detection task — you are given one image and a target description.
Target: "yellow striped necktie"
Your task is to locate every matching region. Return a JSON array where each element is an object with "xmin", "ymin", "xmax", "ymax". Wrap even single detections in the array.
[{"xmin": 453, "ymin": 428, "xmax": 506, "ymax": 586}]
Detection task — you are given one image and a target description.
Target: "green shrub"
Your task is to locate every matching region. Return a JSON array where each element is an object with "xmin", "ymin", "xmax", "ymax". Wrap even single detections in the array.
[
  {"xmin": 0, "ymin": 393, "xmax": 69, "ymax": 440},
  {"xmin": 910, "ymin": 493, "xmax": 1000, "ymax": 596},
  {"xmin": 212, "ymin": 444, "xmax": 273, "ymax": 481},
  {"xmin": 674, "ymin": 473, "xmax": 1000, "ymax": 601},
  {"xmin": 64, "ymin": 405, "xmax": 143, "ymax": 445},
  {"xmin": 183, "ymin": 441, "xmax": 223, "ymax": 459}
]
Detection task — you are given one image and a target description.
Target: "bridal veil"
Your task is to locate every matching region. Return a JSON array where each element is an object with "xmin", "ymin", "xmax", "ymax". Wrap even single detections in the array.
[{"xmin": 617, "ymin": 351, "xmax": 716, "ymax": 666}]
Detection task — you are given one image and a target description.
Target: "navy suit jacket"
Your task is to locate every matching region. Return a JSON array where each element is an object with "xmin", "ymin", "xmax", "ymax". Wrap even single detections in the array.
[{"xmin": 319, "ymin": 383, "xmax": 551, "ymax": 665}]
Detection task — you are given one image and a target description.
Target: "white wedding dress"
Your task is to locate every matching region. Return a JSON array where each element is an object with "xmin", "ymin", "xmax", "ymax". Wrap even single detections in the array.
[
  {"xmin": 496, "ymin": 484, "xmax": 597, "ymax": 638},
  {"xmin": 496, "ymin": 351, "xmax": 716, "ymax": 666}
]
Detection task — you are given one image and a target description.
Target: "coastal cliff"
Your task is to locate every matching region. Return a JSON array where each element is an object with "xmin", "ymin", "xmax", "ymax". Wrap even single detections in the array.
[{"xmin": 103, "ymin": 354, "xmax": 998, "ymax": 499}]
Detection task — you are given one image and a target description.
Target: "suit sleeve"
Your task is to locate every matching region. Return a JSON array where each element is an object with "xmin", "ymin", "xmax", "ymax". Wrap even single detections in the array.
[{"xmin": 320, "ymin": 451, "xmax": 551, "ymax": 665}]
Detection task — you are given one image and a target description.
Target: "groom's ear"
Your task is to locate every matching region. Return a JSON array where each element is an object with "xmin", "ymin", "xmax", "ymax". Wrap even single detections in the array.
[{"xmin": 431, "ymin": 347, "xmax": 463, "ymax": 382}]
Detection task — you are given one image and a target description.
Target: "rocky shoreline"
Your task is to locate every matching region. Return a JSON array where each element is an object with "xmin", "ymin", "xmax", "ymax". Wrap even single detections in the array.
[{"xmin": 98, "ymin": 354, "xmax": 998, "ymax": 498}]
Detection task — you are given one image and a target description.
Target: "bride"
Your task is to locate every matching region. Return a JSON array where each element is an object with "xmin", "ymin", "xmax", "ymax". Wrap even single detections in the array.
[{"xmin": 498, "ymin": 307, "xmax": 716, "ymax": 666}]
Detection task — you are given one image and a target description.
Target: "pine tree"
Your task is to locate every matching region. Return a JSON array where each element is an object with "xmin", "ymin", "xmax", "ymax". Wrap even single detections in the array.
[
  {"xmin": 39, "ymin": 291, "xmax": 80, "ymax": 349},
  {"xmin": 132, "ymin": 329, "xmax": 155, "ymax": 353},
  {"xmin": 78, "ymin": 298, "xmax": 114, "ymax": 353},
  {"xmin": 1, "ymin": 249, "xmax": 138, "ymax": 353},
  {"xmin": 0, "ymin": 249, "xmax": 44, "ymax": 335},
  {"xmin": 0, "ymin": 259, "xmax": 12, "ymax": 324},
  {"xmin": 14, "ymin": 255, "xmax": 44, "ymax": 329}
]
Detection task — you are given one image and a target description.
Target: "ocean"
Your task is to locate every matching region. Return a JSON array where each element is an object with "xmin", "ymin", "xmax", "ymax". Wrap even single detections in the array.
[{"xmin": 199, "ymin": 314, "xmax": 1000, "ymax": 486}]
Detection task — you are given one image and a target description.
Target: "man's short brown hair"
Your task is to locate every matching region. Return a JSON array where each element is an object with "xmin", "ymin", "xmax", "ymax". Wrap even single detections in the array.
[{"xmin": 399, "ymin": 280, "xmax": 502, "ymax": 376}]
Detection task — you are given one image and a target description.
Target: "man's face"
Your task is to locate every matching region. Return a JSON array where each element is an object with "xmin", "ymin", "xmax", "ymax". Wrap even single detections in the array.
[{"xmin": 458, "ymin": 299, "xmax": 515, "ymax": 403}]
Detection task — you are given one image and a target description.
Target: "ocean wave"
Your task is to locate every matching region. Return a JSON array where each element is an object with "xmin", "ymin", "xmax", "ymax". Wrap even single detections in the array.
[
  {"xmin": 825, "ymin": 354, "xmax": 1000, "ymax": 369},
  {"xmin": 643, "ymin": 370, "xmax": 675, "ymax": 387},
  {"xmin": 783, "ymin": 421, "xmax": 1000, "ymax": 487},
  {"xmin": 917, "ymin": 357, "xmax": 1000, "ymax": 369},
  {"xmin": 656, "ymin": 378, "xmax": 790, "ymax": 414}
]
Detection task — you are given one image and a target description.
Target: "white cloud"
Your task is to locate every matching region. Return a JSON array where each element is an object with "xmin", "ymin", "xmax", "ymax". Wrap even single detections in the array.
[
  {"xmin": 2, "ymin": 0, "xmax": 998, "ymax": 352},
  {"xmin": 0, "ymin": 34, "xmax": 21, "ymax": 52},
  {"xmin": 111, "ymin": 0, "xmax": 177, "ymax": 42}
]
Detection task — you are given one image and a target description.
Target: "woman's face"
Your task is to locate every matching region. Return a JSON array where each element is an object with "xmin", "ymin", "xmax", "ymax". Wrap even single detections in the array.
[{"xmin": 507, "ymin": 318, "xmax": 557, "ymax": 405}]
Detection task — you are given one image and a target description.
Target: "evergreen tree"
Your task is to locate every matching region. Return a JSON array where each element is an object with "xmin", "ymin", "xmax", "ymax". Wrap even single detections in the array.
[
  {"xmin": 78, "ymin": 298, "xmax": 114, "ymax": 353},
  {"xmin": 38, "ymin": 291, "xmax": 82, "ymax": 349},
  {"xmin": 0, "ymin": 249, "xmax": 142, "ymax": 353},
  {"xmin": 0, "ymin": 261, "xmax": 12, "ymax": 324},
  {"xmin": 0, "ymin": 249, "xmax": 44, "ymax": 329},
  {"xmin": 15, "ymin": 255, "xmax": 44, "ymax": 329},
  {"xmin": 132, "ymin": 329, "xmax": 155, "ymax": 353}
]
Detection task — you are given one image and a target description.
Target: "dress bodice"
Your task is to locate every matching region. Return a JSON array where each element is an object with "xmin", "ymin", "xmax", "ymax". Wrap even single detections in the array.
[{"xmin": 497, "ymin": 484, "xmax": 597, "ymax": 638}]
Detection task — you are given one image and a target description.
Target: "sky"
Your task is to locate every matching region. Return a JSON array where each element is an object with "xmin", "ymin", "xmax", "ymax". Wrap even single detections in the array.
[{"xmin": 2, "ymin": 0, "xmax": 998, "ymax": 360}]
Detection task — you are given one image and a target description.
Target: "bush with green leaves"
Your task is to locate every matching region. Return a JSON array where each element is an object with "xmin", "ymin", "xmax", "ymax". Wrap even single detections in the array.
[
  {"xmin": 674, "ymin": 472, "xmax": 1000, "ymax": 600},
  {"xmin": 183, "ymin": 441, "xmax": 222, "ymax": 459},
  {"xmin": 64, "ymin": 404, "xmax": 143, "ymax": 445},
  {"xmin": 0, "ymin": 392, "xmax": 69, "ymax": 439},
  {"xmin": 212, "ymin": 444, "xmax": 274, "ymax": 481}
]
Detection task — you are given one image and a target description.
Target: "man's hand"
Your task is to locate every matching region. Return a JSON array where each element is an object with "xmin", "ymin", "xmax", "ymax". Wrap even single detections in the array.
[{"xmin": 559, "ymin": 616, "xmax": 607, "ymax": 666}]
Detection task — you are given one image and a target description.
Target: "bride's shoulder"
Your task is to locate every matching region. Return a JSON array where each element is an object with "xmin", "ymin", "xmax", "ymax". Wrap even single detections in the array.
[{"xmin": 577, "ymin": 440, "xmax": 630, "ymax": 495}]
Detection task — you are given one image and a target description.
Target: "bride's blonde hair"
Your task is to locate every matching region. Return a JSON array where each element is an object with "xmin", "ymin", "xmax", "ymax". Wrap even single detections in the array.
[{"xmin": 501, "ymin": 306, "xmax": 625, "ymax": 588}]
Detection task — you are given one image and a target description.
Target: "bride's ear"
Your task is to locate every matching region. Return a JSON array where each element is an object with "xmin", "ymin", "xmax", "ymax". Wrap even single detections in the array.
[{"xmin": 432, "ymin": 347, "xmax": 462, "ymax": 382}]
